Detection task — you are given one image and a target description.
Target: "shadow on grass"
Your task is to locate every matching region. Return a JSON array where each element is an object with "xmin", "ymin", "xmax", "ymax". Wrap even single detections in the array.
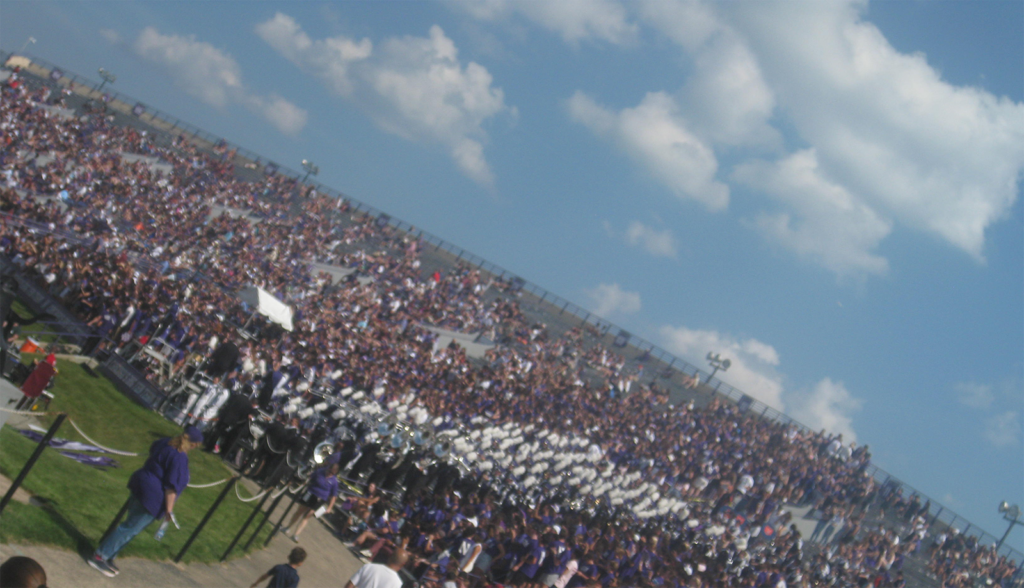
[{"xmin": 37, "ymin": 499, "xmax": 99, "ymax": 560}]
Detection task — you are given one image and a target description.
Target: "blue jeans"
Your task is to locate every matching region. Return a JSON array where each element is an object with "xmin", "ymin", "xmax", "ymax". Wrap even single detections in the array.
[{"xmin": 96, "ymin": 495, "xmax": 157, "ymax": 560}]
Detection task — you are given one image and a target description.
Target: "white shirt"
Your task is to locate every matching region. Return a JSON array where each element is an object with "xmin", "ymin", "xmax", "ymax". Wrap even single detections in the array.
[
  {"xmin": 195, "ymin": 385, "xmax": 229, "ymax": 421},
  {"xmin": 348, "ymin": 563, "xmax": 403, "ymax": 588}
]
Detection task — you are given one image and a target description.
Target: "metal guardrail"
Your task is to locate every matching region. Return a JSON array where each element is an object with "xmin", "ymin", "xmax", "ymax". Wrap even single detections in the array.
[{"xmin": 3, "ymin": 48, "xmax": 1021, "ymax": 564}]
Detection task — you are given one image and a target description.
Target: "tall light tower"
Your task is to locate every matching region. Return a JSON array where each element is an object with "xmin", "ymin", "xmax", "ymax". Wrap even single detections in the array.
[
  {"xmin": 97, "ymin": 68, "xmax": 117, "ymax": 92},
  {"xmin": 705, "ymin": 352, "xmax": 731, "ymax": 383},
  {"xmin": 300, "ymin": 159, "xmax": 319, "ymax": 184},
  {"xmin": 19, "ymin": 37, "xmax": 36, "ymax": 54},
  {"xmin": 996, "ymin": 502, "xmax": 1023, "ymax": 551}
]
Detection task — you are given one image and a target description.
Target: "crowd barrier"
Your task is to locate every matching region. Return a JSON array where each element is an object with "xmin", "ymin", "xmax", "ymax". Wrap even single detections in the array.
[
  {"xmin": 96, "ymin": 353, "xmax": 168, "ymax": 410},
  {"xmin": 2, "ymin": 48, "xmax": 1021, "ymax": 563},
  {"xmin": 0, "ymin": 253, "xmax": 93, "ymax": 347}
]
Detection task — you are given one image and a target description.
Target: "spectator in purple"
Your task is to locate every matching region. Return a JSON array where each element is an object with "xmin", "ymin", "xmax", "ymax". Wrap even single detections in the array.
[{"xmin": 88, "ymin": 426, "xmax": 201, "ymax": 577}]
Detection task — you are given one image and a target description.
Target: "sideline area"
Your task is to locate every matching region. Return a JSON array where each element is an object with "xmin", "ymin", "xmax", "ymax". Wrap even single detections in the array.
[
  {"xmin": 0, "ymin": 357, "xmax": 353, "ymax": 568},
  {"xmin": 0, "ymin": 497, "xmax": 363, "ymax": 587}
]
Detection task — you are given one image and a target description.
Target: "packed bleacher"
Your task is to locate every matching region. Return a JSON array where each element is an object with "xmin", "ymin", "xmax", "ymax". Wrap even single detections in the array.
[{"xmin": 2, "ymin": 63, "xmax": 1022, "ymax": 588}]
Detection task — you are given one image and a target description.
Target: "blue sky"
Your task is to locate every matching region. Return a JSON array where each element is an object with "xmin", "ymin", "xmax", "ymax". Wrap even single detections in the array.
[{"xmin": 4, "ymin": 0, "xmax": 1022, "ymax": 548}]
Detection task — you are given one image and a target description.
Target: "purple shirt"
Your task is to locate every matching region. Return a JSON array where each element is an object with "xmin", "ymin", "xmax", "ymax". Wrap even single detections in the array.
[
  {"xmin": 521, "ymin": 543, "xmax": 546, "ymax": 578},
  {"xmin": 128, "ymin": 438, "xmax": 190, "ymax": 518},
  {"xmin": 308, "ymin": 467, "xmax": 339, "ymax": 501}
]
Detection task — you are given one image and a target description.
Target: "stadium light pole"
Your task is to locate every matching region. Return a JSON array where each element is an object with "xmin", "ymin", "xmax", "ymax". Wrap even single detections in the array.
[
  {"xmin": 996, "ymin": 502, "xmax": 1023, "ymax": 551},
  {"xmin": 300, "ymin": 159, "xmax": 319, "ymax": 184},
  {"xmin": 97, "ymin": 68, "xmax": 117, "ymax": 93},
  {"xmin": 19, "ymin": 37, "xmax": 36, "ymax": 54},
  {"xmin": 705, "ymin": 352, "xmax": 731, "ymax": 383}
]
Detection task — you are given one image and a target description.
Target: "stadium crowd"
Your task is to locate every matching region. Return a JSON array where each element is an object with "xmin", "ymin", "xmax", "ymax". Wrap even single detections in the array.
[{"xmin": 2, "ymin": 67, "xmax": 1021, "ymax": 588}]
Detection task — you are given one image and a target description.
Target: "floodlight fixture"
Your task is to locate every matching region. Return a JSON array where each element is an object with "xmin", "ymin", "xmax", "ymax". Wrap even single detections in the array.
[
  {"xmin": 706, "ymin": 352, "xmax": 731, "ymax": 383},
  {"xmin": 97, "ymin": 68, "xmax": 117, "ymax": 93},
  {"xmin": 996, "ymin": 501, "xmax": 1023, "ymax": 551},
  {"xmin": 19, "ymin": 37, "xmax": 36, "ymax": 54},
  {"xmin": 301, "ymin": 159, "xmax": 319, "ymax": 183}
]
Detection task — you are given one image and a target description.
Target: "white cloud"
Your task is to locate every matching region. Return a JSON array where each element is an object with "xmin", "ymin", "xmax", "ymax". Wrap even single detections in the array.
[
  {"xmin": 954, "ymin": 382, "xmax": 995, "ymax": 410},
  {"xmin": 624, "ymin": 220, "xmax": 677, "ymax": 258},
  {"xmin": 367, "ymin": 25, "xmax": 511, "ymax": 185},
  {"xmin": 660, "ymin": 325, "xmax": 784, "ymax": 409},
  {"xmin": 637, "ymin": 0, "xmax": 1024, "ymax": 274},
  {"xmin": 679, "ymin": 29, "xmax": 780, "ymax": 149},
  {"xmin": 640, "ymin": 4, "xmax": 779, "ymax": 149},
  {"xmin": 638, "ymin": 0, "xmax": 721, "ymax": 53},
  {"xmin": 257, "ymin": 16, "xmax": 512, "ymax": 186},
  {"xmin": 456, "ymin": 0, "xmax": 1023, "ymax": 269},
  {"xmin": 985, "ymin": 411, "xmax": 1021, "ymax": 448},
  {"xmin": 255, "ymin": 12, "xmax": 372, "ymax": 96},
  {"xmin": 722, "ymin": 0, "xmax": 1024, "ymax": 260},
  {"xmin": 134, "ymin": 27, "xmax": 306, "ymax": 135},
  {"xmin": 733, "ymin": 149, "xmax": 892, "ymax": 277},
  {"xmin": 242, "ymin": 94, "xmax": 309, "ymax": 137},
  {"xmin": 460, "ymin": 0, "xmax": 637, "ymax": 45},
  {"xmin": 660, "ymin": 324, "xmax": 861, "ymax": 439},
  {"xmin": 584, "ymin": 283, "xmax": 641, "ymax": 316},
  {"xmin": 135, "ymin": 27, "xmax": 242, "ymax": 107},
  {"xmin": 568, "ymin": 91, "xmax": 729, "ymax": 211},
  {"xmin": 788, "ymin": 378, "xmax": 862, "ymax": 442}
]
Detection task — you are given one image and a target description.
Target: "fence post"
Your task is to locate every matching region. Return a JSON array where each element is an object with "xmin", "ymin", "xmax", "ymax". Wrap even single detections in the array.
[
  {"xmin": 220, "ymin": 487, "xmax": 274, "ymax": 561},
  {"xmin": 174, "ymin": 476, "xmax": 237, "ymax": 563},
  {"xmin": 0, "ymin": 413, "xmax": 67, "ymax": 514},
  {"xmin": 264, "ymin": 493, "xmax": 299, "ymax": 547},
  {"xmin": 98, "ymin": 496, "xmax": 133, "ymax": 545},
  {"xmin": 242, "ymin": 491, "xmax": 286, "ymax": 552},
  {"xmin": 930, "ymin": 507, "xmax": 944, "ymax": 527}
]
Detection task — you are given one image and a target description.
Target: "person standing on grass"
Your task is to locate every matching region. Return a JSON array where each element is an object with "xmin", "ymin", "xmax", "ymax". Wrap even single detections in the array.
[
  {"xmin": 282, "ymin": 462, "xmax": 340, "ymax": 542},
  {"xmin": 250, "ymin": 547, "xmax": 306, "ymax": 588},
  {"xmin": 88, "ymin": 426, "xmax": 202, "ymax": 578}
]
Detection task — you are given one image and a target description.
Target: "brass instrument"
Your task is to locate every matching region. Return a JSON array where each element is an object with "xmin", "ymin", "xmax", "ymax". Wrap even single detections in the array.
[{"xmin": 312, "ymin": 441, "xmax": 335, "ymax": 464}]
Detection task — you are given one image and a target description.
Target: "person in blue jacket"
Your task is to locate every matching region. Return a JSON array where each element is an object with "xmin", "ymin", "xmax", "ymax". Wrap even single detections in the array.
[{"xmin": 88, "ymin": 426, "xmax": 202, "ymax": 577}]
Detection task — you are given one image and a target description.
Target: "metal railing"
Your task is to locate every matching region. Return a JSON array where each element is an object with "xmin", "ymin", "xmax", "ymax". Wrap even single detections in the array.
[{"xmin": 3, "ymin": 48, "xmax": 1021, "ymax": 564}]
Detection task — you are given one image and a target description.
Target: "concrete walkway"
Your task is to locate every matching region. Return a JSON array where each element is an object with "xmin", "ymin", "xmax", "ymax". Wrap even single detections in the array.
[{"xmin": 1, "ymin": 495, "xmax": 364, "ymax": 587}]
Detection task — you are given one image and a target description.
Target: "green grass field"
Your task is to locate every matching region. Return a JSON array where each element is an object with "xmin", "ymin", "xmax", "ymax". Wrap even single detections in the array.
[
  {"xmin": 8, "ymin": 301, "xmax": 59, "ymax": 345},
  {"xmin": 0, "ymin": 357, "xmax": 272, "ymax": 563}
]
